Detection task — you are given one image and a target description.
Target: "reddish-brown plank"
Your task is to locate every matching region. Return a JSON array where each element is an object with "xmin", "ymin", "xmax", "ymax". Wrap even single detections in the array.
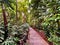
[{"xmin": 28, "ymin": 27, "xmax": 49, "ymax": 45}]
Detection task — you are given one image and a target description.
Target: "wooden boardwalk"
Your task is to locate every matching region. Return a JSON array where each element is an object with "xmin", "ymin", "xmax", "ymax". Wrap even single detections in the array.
[{"xmin": 28, "ymin": 27, "xmax": 49, "ymax": 45}]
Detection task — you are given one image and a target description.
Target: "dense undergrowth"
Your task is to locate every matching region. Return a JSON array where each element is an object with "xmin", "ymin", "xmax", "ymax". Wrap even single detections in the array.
[{"xmin": 0, "ymin": 0, "xmax": 60, "ymax": 45}]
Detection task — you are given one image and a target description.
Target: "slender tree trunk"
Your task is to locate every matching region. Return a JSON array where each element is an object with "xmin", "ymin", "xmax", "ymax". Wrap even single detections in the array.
[
  {"xmin": 1, "ymin": 3, "xmax": 8, "ymax": 41},
  {"xmin": 2, "ymin": 4, "xmax": 7, "ymax": 27},
  {"xmin": 16, "ymin": 0, "xmax": 18, "ymax": 22}
]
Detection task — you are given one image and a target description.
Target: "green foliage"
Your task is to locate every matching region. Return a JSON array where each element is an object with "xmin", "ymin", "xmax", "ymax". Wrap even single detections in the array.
[
  {"xmin": 0, "ymin": 0, "xmax": 60, "ymax": 45},
  {"xmin": 30, "ymin": 0, "xmax": 60, "ymax": 45},
  {"xmin": 0, "ymin": 0, "xmax": 14, "ymax": 10},
  {"xmin": 2, "ymin": 38, "xmax": 17, "ymax": 45}
]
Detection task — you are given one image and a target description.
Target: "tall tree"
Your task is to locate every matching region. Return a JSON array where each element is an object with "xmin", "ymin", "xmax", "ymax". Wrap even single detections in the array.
[
  {"xmin": 0, "ymin": 0, "xmax": 14, "ymax": 42},
  {"xmin": 1, "ymin": 2, "xmax": 8, "ymax": 41},
  {"xmin": 16, "ymin": 0, "xmax": 18, "ymax": 22}
]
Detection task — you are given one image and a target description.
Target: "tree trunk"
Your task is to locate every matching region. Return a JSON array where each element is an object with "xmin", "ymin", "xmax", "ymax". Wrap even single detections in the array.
[
  {"xmin": 2, "ymin": 3, "xmax": 7, "ymax": 27},
  {"xmin": 1, "ymin": 3, "xmax": 8, "ymax": 41},
  {"xmin": 16, "ymin": 0, "xmax": 18, "ymax": 22}
]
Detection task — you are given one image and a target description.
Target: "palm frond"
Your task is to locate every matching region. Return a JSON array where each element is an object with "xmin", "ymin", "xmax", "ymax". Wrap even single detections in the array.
[{"xmin": 3, "ymin": 0, "xmax": 15, "ymax": 10}]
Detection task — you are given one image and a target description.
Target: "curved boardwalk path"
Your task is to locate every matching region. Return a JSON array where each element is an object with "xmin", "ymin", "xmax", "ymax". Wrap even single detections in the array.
[{"xmin": 28, "ymin": 27, "xmax": 49, "ymax": 45}]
